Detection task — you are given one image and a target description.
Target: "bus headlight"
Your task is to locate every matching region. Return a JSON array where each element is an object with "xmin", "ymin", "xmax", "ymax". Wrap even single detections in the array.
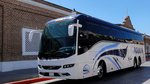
[{"xmin": 63, "ymin": 64, "xmax": 75, "ymax": 68}]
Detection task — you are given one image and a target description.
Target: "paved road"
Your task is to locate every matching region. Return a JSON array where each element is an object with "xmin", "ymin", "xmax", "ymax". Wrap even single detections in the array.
[
  {"xmin": 49, "ymin": 62, "xmax": 150, "ymax": 84},
  {"xmin": 1, "ymin": 62, "xmax": 150, "ymax": 84},
  {"xmin": 0, "ymin": 68, "xmax": 38, "ymax": 83}
]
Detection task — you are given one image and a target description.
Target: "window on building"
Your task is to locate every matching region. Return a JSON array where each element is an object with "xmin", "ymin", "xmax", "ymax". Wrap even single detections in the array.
[{"xmin": 22, "ymin": 28, "xmax": 42, "ymax": 56}]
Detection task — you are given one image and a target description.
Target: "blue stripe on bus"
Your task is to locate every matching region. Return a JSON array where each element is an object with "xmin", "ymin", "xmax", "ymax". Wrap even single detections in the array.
[
  {"xmin": 106, "ymin": 57, "xmax": 120, "ymax": 70},
  {"xmin": 100, "ymin": 47, "xmax": 127, "ymax": 58},
  {"xmin": 113, "ymin": 57, "xmax": 121, "ymax": 69},
  {"xmin": 94, "ymin": 43, "xmax": 119, "ymax": 60}
]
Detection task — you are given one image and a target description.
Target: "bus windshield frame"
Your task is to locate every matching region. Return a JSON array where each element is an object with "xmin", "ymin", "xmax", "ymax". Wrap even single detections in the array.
[{"xmin": 38, "ymin": 19, "xmax": 77, "ymax": 59}]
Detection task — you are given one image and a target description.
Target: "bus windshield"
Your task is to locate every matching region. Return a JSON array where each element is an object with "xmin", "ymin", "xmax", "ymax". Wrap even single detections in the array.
[{"xmin": 38, "ymin": 20, "xmax": 76, "ymax": 59}]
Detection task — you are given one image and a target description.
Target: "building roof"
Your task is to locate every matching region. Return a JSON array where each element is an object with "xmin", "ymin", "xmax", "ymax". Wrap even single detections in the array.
[
  {"xmin": 122, "ymin": 16, "xmax": 134, "ymax": 30},
  {"xmin": 116, "ymin": 16, "xmax": 135, "ymax": 30},
  {"xmin": 33, "ymin": 0, "xmax": 72, "ymax": 12},
  {"xmin": 17, "ymin": 0, "xmax": 79, "ymax": 15}
]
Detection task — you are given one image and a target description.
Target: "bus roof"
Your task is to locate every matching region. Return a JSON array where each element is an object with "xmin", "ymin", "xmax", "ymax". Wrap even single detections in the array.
[
  {"xmin": 74, "ymin": 14, "xmax": 142, "ymax": 36},
  {"xmin": 46, "ymin": 14, "xmax": 143, "ymax": 37}
]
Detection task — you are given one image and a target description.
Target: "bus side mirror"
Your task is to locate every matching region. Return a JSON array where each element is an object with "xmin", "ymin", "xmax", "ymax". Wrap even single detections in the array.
[
  {"xmin": 68, "ymin": 20, "xmax": 82, "ymax": 36},
  {"xmin": 68, "ymin": 24, "xmax": 74, "ymax": 36},
  {"xmin": 29, "ymin": 30, "xmax": 43, "ymax": 42}
]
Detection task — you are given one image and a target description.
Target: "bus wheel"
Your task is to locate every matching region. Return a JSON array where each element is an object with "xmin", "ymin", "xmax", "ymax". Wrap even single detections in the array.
[
  {"xmin": 138, "ymin": 57, "xmax": 141, "ymax": 67},
  {"xmin": 133, "ymin": 58, "xmax": 137, "ymax": 68},
  {"xmin": 97, "ymin": 61, "xmax": 106, "ymax": 78}
]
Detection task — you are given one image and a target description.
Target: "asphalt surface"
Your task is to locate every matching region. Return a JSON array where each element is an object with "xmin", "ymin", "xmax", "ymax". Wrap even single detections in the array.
[
  {"xmin": 0, "ymin": 68, "xmax": 38, "ymax": 83},
  {"xmin": 0, "ymin": 62, "xmax": 149, "ymax": 84},
  {"xmin": 49, "ymin": 63, "xmax": 150, "ymax": 84}
]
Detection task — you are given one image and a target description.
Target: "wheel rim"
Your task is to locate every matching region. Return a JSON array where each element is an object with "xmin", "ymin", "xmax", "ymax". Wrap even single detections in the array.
[{"xmin": 98, "ymin": 65, "xmax": 103, "ymax": 78}]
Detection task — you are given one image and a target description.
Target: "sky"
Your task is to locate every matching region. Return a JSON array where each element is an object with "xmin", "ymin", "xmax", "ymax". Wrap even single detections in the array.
[{"xmin": 45, "ymin": 0, "xmax": 150, "ymax": 35}]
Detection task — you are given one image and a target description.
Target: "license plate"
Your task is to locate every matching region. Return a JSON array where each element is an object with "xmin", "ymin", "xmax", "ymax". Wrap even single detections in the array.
[{"xmin": 49, "ymin": 72, "xmax": 54, "ymax": 76}]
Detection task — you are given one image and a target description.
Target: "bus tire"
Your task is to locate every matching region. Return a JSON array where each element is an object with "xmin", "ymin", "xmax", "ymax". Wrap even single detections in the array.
[
  {"xmin": 97, "ymin": 61, "xmax": 106, "ymax": 79},
  {"xmin": 137, "ymin": 57, "xmax": 141, "ymax": 67},
  {"xmin": 133, "ymin": 57, "xmax": 137, "ymax": 68}
]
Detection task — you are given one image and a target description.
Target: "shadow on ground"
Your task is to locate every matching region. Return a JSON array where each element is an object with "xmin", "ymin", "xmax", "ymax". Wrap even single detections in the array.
[{"xmin": 49, "ymin": 67, "xmax": 150, "ymax": 84}]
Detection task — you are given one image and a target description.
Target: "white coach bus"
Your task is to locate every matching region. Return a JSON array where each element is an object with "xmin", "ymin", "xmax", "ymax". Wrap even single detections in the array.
[{"xmin": 35, "ymin": 14, "xmax": 145, "ymax": 79}]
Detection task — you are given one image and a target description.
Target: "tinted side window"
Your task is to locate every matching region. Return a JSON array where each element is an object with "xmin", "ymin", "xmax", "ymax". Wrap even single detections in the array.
[{"xmin": 78, "ymin": 30, "xmax": 102, "ymax": 55}]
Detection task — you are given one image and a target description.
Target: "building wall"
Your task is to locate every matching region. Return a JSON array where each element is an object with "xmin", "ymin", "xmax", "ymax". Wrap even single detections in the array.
[
  {"xmin": 0, "ymin": 5, "xmax": 2, "ymax": 62},
  {"xmin": 0, "ymin": 0, "xmax": 71, "ymax": 72},
  {"xmin": 144, "ymin": 35, "xmax": 150, "ymax": 56}
]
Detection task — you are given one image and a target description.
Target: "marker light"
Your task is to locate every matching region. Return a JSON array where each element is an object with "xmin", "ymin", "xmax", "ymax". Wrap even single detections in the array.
[{"xmin": 63, "ymin": 64, "xmax": 75, "ymax": 68}]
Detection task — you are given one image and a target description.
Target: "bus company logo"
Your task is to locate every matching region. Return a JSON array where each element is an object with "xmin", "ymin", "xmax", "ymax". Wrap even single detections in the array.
[{"xmin": 134, "ymin": 47, "xmax": 143, "ymax": 54}]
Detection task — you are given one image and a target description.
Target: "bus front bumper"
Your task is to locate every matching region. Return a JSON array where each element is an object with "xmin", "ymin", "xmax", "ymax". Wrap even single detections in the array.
[{"xmin": 38, "ymin": 59, "xmax": 84, "ymax": 79}]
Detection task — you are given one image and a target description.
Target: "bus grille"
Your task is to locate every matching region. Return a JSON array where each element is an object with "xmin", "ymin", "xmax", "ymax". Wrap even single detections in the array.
[
  {"xmin": 39, "ymin": 72, "xmax": 70, "ymax": 77},
  {"xmin": 38, "ymin": 65, "xmax": 61, "ymax": 70}
]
